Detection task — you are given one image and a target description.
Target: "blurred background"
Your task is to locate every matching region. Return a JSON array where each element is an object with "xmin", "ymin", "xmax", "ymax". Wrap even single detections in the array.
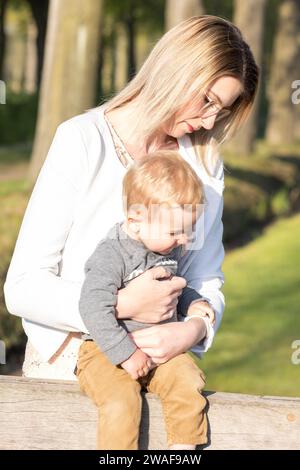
[{"xmin": 0, "ymin": 0, "xmax": 300, "ymax": 397}]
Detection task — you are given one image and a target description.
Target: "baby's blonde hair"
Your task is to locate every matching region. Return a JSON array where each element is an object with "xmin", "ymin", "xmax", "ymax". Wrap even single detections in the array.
[{"xmin": 122, "ymin": 151, "xmax": 205, "ymax": 218}]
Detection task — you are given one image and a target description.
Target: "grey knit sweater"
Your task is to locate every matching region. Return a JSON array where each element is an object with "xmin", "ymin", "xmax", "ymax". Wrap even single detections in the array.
[{"xmin": 79, "ymin": 223, "xmax": 202, "ymax": 365}]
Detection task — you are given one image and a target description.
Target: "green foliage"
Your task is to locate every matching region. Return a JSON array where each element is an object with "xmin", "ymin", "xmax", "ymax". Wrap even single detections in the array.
[
  {"xmin": 8, "ymin": 0, "xmax": 26, "ymax": 10},
  {"xmin": 197, "ymin": 213, "xmax": 300, "ymax": 397},
  {"xmin": 222, "ymin": 144, "xmax": 300, "ymax": 244},
  {"xmin": 203, "ymin": 0, "xmax": 233, "ymax": 20},
  {"xmin": 0, "ymin": 91, "xmax": 38, "ymax": 145},
  {"xmin": 271, "ymin": 188, "xmax": 290, "ymax": 216},
  {"xmin": 104, "ymin": 0, "xmax": 165, "ymax": 33},
  {"xmin": 223, "ymin": 175, "xmax": 270, "ymax": 242},
  {"xmin": 7, "ymin": 0, "xmax": 32, "ymax": 35},
  {"xmin": 0, "ymin": 143, "xmax": 31, "ymax": 164}
]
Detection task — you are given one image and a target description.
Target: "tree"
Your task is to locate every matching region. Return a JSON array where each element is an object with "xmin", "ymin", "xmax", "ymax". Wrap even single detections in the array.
[
  {"xmin": 225, "ymin": 0, "xmax": 266, "ymax": 156},
  {"xmin": 28, "ymin": 0, "xmax": 103, "ymax": 182},
  {"xmin": 202, "ymin": 0, "xmax": 233, "ymax": 20},
  {"xmin": 26, "ymin": 0, "xmax": 49, "ymax": 89},
  {"xmin": 101, "ymin": 0, "xmax": 164, "ymax": 94},
  {"xmin": 165, "ymin": 0, "xmax": 204, "ymax": 31},
  {"xmin": 125, "ymin": 0, "xmax": 136, "ymax": 80},
  {"xmin": 266, "ymin": 0, "xmax": 300, "ymax": 145},
  {"xmin": 0, "ymin": 0, "xmax": 8, "ymax": 80},
  {"xmin": 105, "ymin": 0, "xmax": 137, "ymax": 81}
]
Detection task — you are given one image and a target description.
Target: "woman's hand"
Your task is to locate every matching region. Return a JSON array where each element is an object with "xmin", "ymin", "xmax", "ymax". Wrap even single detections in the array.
[
  {"xmin": 129, "ymin": 318, "xmax": 207, "ymax": 364},
  {"xmin": 116, "ymin": 266, "xmax": 186, "ymax": 323}
]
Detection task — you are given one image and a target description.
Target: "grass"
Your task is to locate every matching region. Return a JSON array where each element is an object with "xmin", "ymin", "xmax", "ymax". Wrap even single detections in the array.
[
  {"xmin": 198, "ymin": 213, "xmax": 300, "ymax": 398},
  {"xmin": 0, "ymin": 179, "xmax": 31, "ymax": 268},
  {"xmin": 0, "ymin": 179, "xmax": 31, "ymax": 353}
]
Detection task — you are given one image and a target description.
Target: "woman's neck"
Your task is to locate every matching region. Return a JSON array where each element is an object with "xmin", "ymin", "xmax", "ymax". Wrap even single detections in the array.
[{"xmin": 105, "ymin": 101, "xmax": 178, "ymax": 161}]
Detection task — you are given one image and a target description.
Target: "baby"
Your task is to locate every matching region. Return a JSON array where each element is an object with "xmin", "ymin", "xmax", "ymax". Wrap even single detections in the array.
[{"xmin": 76, "ymin": 150, "xmax": 215, "ymax": 450}]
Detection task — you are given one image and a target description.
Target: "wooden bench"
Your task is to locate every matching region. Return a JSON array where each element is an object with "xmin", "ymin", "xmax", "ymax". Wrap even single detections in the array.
[{"xmin": 0, "ymin": 375, "xmax": 299, "ymax": 450}]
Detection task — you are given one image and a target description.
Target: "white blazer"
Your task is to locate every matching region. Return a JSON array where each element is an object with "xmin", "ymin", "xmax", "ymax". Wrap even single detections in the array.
[{"xmin": 4, "ymin": 105, "xmax": 225, "ymax": 362}]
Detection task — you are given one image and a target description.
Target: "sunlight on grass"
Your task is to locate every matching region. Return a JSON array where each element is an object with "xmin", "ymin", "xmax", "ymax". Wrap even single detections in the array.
[
  {"xmin": 0, "ymin": 179, "xmax": 31, "ymax": 350},
  {"xmin": 199, "ymin": 214, "xmax": 300, "ymax": 397}
]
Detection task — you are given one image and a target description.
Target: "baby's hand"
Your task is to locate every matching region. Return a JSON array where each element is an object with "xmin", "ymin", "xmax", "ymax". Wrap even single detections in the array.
[
  {"xmin": 187, "ymin": 300, "xmax": 215, "ymax": 325},
  {"xmin": 121, "ymin": 348, "xmax": 153, "ymax": 380}
]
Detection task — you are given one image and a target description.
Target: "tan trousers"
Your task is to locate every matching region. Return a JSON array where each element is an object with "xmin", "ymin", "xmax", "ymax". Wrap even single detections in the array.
[{"xmin": 76, "ymin": 340, "xmax": 208, "ymax": 450}]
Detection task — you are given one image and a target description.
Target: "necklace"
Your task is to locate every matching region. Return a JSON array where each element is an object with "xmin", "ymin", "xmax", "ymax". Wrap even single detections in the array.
[{"xmin": 104, "ymin": 111, "xmax": 135, "ymax": 169}]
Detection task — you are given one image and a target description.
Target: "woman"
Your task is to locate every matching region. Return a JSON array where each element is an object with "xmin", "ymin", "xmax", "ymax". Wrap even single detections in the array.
[{"xmin": 4, "ymin": 16, "xmax": 258, "ymax": 380}]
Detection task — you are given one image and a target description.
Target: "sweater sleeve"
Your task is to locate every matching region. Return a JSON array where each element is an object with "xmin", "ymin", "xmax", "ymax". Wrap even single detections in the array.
[
  {"xmin": 79, "ymin": 242, "xmax": 137, "ymax": 365},
  {"xmin": 3, "ymin": 120, "xmax": 90, "ymax": 333},
  {"xmin": 177, "ymin": 286, "xmax": 204, "ymax": 316}
]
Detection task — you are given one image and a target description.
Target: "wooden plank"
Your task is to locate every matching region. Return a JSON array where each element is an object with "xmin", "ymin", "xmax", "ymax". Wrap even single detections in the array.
[{"xmin": 0, "ymin": 375, "xmax": 299, "ymax": 450}]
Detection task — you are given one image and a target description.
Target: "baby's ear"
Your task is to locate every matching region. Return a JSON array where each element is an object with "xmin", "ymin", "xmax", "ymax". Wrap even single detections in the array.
[
  {"xmin": 127, "ymin": 217, "xmax": 140, "ymax": 233},
  {"xmin": 127, "ymin": 203, "xmax": 148, "ymax": 222}
]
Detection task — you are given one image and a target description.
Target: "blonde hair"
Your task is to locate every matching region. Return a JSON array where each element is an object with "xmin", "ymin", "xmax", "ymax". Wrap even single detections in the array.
[
  {"xmin": 122, "ymin": 150, "xmax": 205, "ymax": 217},
  {"xmin": 101, "ymin": 15, "xmax": 259, "ymax": 173}
]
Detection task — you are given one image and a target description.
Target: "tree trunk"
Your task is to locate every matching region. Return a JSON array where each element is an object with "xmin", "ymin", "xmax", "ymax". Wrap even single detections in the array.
[
  {"xmin": 95, "ymin": 15, "xmax": 105, "ymax": 103},
  {"xmin": 27, "ymin": 0, "xmax": 49, "ymax": 89},
  {"xmin": 0, "ymin": 0, "xmax": 7, "ymax": 80},
  {"xmin": 4, "ymin": 20, "xmax": 27, "ymax": 93},
  {"xmin": 266, "ymin": 0, "xmax": 300, "ymax": 145},
  {"xmin": 225, "ymin": 0, "xmax": 266, "ymax": 156},
  {"xmin": 115, "ymin": 22, "xmax": 127, "ymax": 93},
  {"xmin": 125, "ymin": 2, "xmax": 136, "ymax": 81},
  {"xmin": 110, "ymin": 25, "xmax": 117, "ymax": 93},
  {"xmin": 28, "ymin": 0, "xmax": 103, "ymax": 182},
  {"xmin": 165, "ymin": 0, "xmax": 204, "ymax": 31},
  {"xmin": 24, "ymin": 20, "xmax": 37, "ymax": 94}
]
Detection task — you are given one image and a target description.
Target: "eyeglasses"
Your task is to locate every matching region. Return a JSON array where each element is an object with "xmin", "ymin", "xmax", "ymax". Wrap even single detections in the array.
[{"xmin": 201, "ymin": 92, "xmax": 232, "ymax": 122}]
